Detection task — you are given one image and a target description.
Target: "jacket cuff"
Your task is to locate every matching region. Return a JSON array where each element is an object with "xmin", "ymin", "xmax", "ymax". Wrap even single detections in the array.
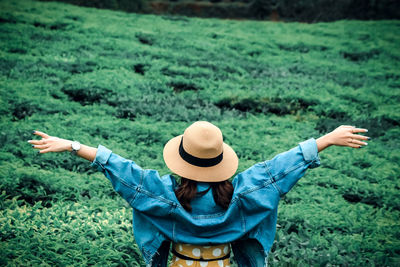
[
  {"xmin": 90, "ymin": 144, "xmax": 112, "ymax": 172},
  {"xmin": 298, "ymin": 138, "xmax": 321, "ymax": 169}
]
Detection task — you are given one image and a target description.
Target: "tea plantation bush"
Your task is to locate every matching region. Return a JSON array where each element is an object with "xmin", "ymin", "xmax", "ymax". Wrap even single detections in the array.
[
  {"xmin": 40, "ymin": 0, "xmax": 400, "ymax": 21},
  {"xmin": 0, "ymin": 0, "xmax": 399, "ymax": 266}
]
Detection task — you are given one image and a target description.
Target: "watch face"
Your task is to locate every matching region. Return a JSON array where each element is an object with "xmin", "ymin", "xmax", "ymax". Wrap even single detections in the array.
[{"xmin": 72, "ymin": 142, "xmax": 80, "ymax": 150}]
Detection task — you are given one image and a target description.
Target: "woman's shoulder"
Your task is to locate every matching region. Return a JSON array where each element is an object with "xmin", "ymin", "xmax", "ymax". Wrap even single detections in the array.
[{"xmin": 144, "ymin": 171, "xmax": 177, "ymax": 188}]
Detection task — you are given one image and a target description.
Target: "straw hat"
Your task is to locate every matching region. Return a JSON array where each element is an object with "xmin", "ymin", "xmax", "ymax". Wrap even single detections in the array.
[{"xmin": 163, "ymin": 121, "xmax": 238, "ymax": 182}]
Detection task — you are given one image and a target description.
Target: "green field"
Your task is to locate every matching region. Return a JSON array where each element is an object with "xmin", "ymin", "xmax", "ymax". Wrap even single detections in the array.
[{"xmin": 0, "ymin": 0, "xmax": 399, "ymax": 266}]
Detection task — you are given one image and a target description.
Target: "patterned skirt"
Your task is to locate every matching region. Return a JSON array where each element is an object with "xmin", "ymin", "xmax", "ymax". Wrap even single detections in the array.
[{"xmin": 170, "ymin": 243, "xmax": 231, "ymax": 267}]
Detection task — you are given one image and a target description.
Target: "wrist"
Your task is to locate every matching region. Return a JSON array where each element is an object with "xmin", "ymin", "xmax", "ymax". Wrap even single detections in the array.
[
  {"xmin": 64, "ymin": 140, "xmax": 73, "ymax": 152},
  {"xmin": 316, "ymin": 133, "xmax": 333, "ymax": 152},
  {"xmin": 322, "ymin": 133, "xmax": 334, "ymax": 146}
]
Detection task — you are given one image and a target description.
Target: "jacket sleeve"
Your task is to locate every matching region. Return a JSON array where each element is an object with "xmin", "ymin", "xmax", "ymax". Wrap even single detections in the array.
[
  {"xmin": 265, "ymin": 138, "xmax": 321, "ymax": 196},
  {"xmin": 90, "ymin": 144, "xmax": 143, "ymax": 204}
]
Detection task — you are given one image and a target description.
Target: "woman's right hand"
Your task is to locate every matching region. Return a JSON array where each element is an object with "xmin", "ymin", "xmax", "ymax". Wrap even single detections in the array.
[
  {"xmin": 28, "ymin": 131, "xmax": 72, "ymax": 154},
  {"xmin": 316, "ymin": 125, "xmax": 370, "ymax": 152}
]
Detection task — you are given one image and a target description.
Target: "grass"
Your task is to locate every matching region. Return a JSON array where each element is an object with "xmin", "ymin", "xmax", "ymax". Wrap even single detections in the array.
[{"xmin": 0, "ymin": 0, "xmax": 399, "ymax": 266}]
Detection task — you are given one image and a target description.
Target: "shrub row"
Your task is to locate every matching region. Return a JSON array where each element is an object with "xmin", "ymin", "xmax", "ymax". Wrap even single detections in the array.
[{"xmin": 40, "ymin": 0, "xmax": 400, "ymax": 21}]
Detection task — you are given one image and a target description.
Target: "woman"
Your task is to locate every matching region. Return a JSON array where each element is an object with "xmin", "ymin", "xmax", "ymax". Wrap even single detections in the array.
[{"xmin": 28, "ymin": 121, "xmax": 369, "ymax": 266}]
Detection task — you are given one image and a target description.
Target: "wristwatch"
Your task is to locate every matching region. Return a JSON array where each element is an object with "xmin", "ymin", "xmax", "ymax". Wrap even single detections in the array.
[{"xmin": 71, "ymin": 141, "xmax": 81, "ymax": 155}]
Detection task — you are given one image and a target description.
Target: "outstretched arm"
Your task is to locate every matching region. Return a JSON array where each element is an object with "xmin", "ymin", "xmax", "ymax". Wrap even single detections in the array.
[
  {"xmin": 316, "ymin": 125, "xmax": 369, "ymax": 152},
  {"xmin": 28, "ymin": 131, "xmax": 97, "ymax": 162},
  {"xmin": 265, "ymin": 125, "xmax": 369, "ymax": 196},
  {"xmin": 28, "ymin": 130, "xmax": 145, "ymax": 204}
]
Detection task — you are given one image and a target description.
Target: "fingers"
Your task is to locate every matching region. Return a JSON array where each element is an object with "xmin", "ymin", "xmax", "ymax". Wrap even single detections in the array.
[
  {"xmin": 349, "ymin": 138, "xmax": 368, "ymax": 146},
  {"xmin": 32, "ymin": 144, "xmax": 50, "ymax": 149},
  {"xmin": 350, "ymin": 128, "xmax": 368, "ymax": 133},
  {"xmin": 350, "ymin": 133, "xmax": 370, "ymax": 141},
  {"xmin": 28, "ymin": 139, "xmax": 47, "ymax": 145},
  {"xmin": 349, "ymin": 143, "xmax": 363, "ymax": 149},
  {"xmin": 339, "ymin": 125, "xmax": 368, "ymax": 132},
  {"xmin": 38, "ymin": 148, "xmax": 51, "ymax": 154},
  {"xmin": 33, "ymin": 130, "xmax": 50, "ymax": 139},
  {"xmin": 28, "ymin": 130, "xmax": 51, "ymax": 145},
  {"xmin": 28, "ymin": 131, "xmax": 51, "ymax": 153},
  {"xmin": 32, "ymin": 144, "xmax": 51, "ymax": 154}
]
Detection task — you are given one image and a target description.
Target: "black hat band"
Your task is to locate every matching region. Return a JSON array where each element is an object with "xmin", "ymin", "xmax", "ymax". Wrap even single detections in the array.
[{"xmin": 179, "ymin": 137, "xmax": 223, "ymax": 167}]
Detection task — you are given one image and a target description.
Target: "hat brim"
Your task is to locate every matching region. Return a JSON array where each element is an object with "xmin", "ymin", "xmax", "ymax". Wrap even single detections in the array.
[{"xmin": 163, "ymin": 135, "xmax": 238, "ymax": 182}]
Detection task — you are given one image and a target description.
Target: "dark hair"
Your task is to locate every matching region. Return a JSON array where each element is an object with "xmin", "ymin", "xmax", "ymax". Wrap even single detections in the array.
[{"xmin": 174, "ymin": 177, "xmax": 234, "ymax": 212}]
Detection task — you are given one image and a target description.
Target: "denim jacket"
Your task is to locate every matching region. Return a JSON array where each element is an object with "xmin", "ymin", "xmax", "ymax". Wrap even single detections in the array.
[{"xmin": 90, "ymin": 138, "xmax": 321, "ymax": 266}]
